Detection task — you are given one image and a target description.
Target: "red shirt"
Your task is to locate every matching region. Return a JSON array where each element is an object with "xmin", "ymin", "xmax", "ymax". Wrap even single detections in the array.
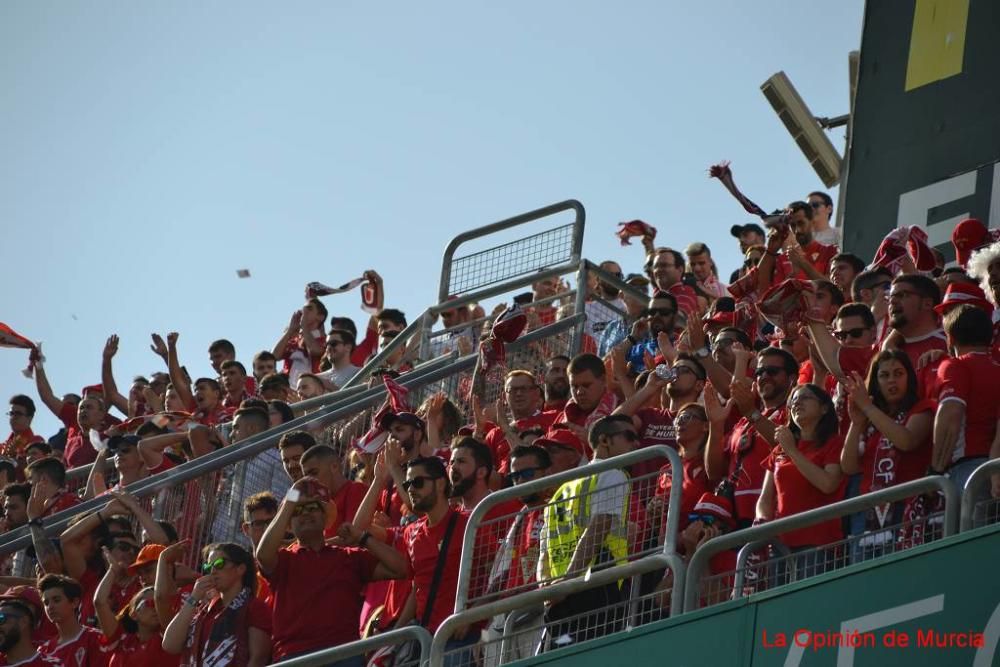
[
  {"xmin": 41, "ymin": 490, "xmax": 80, "ymax": 519},
  {"xmin": 937, "ymin": 351, "xmax": 1000, "ymax": 460},
  {"xmin": 765, "ymin": 436, "xmax": 845, "ymax": 547},
  {"xmin": 496, "ymin": 507, "xmax": 544, "ymax": 592},
  {"xmin": 183, "ymin": 592, "xmax": 272, "ymax": 666},
  {"xmin": 266, "ymin": 542, "xmax": 377, "ymax": 660},
  {"xmin": 105, "ymin": 629, "xmax": 178, "ymax": 667},
  {"xmin": 40, "ymin": 626, "xmax": 111, "ymax": 667},
  {"xmin": 350, "ymin": 326, "xmax": 379, "ymax": 367},
  {"xmin": 725, "ymin": 406, "xmax": 789, "ymax": 522},
  {"xmin": 58, "ymin": 403, "xmax": 122, "ymax": 469},
  {"xmin": 858, "ymin": 399, "xmax": 935, "ymax": 496},
  {"xmin": 483, "ymin": 411, "xmax": 558, "ymax": 475},
  {"xmin": 400, "ymin": 508, "xmax": 486, "ymax": 633},
  {"xmin": 899, "ymin": 330, "xmax": 948, "ymax": 393},
  {"xmin": 78, "ymin": 570, "xmax": 141, "ymax": 630},
  {"xmin": 774, "ymin": 241, "xmax": 837, "ymax": 281},
  {"xmin": 0, "ymin": 653, "xmax": 62, "ymax": 666},
  {"xmin": 832, "ymin": 344, "xmax": 879, "ymax": 431},
  {"xmin": 0, "ymin": 428, "xmax": 43, "ymax": 463},
  {"xmin": 656, "ymin": 456, "xmax": 711, "ymax": 532}
]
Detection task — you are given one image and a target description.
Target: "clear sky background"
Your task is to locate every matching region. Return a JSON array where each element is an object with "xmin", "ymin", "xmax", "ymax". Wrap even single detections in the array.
[{"xmin": 1, "ymin": 1, "xmax": 863, "ymax": 439}]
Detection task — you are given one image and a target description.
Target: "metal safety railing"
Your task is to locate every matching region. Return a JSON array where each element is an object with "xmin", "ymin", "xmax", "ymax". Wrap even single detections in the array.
[
  {"xmin": 960, "ymin": 458, "xmax": 1000, "ymax": 532},
  {"xmin": 269, "ymin": 625, "xmax": 432, "ymax": 667},
  {"xmin": 683, "ymin": 475, "xmax": 959, "ymax": 612},
  {"xmin": 438, "ymin": 200, "xmax": 586, "ymax": 303}
]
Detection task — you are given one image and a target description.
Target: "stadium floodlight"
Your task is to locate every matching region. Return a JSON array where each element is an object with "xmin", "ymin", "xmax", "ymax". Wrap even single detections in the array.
[{"xmin": 761, "ymin": 71, "xmax": 843, "ymax": 188}]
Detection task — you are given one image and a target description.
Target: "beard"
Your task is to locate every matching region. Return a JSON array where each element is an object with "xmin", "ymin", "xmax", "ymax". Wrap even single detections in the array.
[
  {"xmin": 449, "ymin": 476, "xmax": 474, "ymax": 499},
  {"xmin": 412, "ymin": 493, "xmax": 437, "ymax": 513},
  {"xmin": 546, "ymin": 381, "xmax": 569, "ymax": 401},
  {"xmin": 0, "ymin": 626, "xmax": 20, "ymax": 652},
  {"xmin": 889, "ymin": 312, "xmax": 908, "ymax": 329}
]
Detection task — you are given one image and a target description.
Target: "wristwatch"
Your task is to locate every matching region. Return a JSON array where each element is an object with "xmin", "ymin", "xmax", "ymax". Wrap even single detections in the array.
[{"xmin": 695, "ymin": 346, "xmax": 710, "ymax": 358}]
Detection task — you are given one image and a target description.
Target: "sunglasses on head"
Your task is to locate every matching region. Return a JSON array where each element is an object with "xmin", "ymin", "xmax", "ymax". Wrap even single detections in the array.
[
  {"xmin": 688, "ymin": 513, "xmax": 717, "ymax": 526},
  {"xmin": 291, "ymin": 501, "xmax": 325, "ymax": 517},
  {"xmin": 402, "ymin": 475, "xmax": 441, "ymax": 492},
  {"xmin": 754, "ymin": 366, "xmax": 785, "ymax": 378},
  {"xmin": 507, "ymin": 467, "xmax": 542, "ymax": 484},
  {"xmin": 201, "ymin": 557, "xmax": 230, "ymax": 574},
  {"xmin": 833, "ymin": 327, "xmax": 868, "ymax": 340}
]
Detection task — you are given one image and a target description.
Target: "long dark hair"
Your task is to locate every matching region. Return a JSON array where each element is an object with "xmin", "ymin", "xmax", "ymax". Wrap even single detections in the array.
[
  {"xmin": 789, "ymin": 383, "xmax": 839, "ymax": 446},
  {"xmin": 202, "ymin": 542, "xmax": 257, "ymax": 595},
  {"xmin": 866, "ymin": 349, "xmax": 918, "ymax": 415}
]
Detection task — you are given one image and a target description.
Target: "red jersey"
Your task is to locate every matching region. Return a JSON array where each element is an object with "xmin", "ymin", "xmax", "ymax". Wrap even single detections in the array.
[
  {"xmin": 40, "ymin": 626, "xmax": 111, "ymax": 667},
  {"xmin": 181, "ymin": 590, "xmax": 272, "ymax": 667},
  {"xmin": 104, "ymin": 629, "xmax": 178, "ymax": 667},
  {"xmin": 764, "ymin": 436, "xmax": 845, "ymax": 548},
  {"xmin": 937, "ymin": 351, "xmax": 1000, "ymax": 460},
  {"xmin": 655, "ymin": 456, "xmax": 711, "ymax": 532},
  {"xmin": 266, "ymin": 543, "xmax": 377, "ymax": 660},
  {"xmin": 280, "ymin": 332, "xmax": 325, "ymax": 386},
  {"xmin": 58, "ymin": 403, "xmax": 122, "ymax": 469},
  {"xmin": 857, "ymin": 399, "xmax": 935, "ymax": 497},
  {"xmin": 899, "ymin": 330, "xmax": 948, "ymax": 387},
  {"xmin": 41, "ymin": 490, "xmax": 80, "ymax": 519},
  {"xmin": 491, "ymin": 507, "xmax": 544, "ymax": 592},
  {"xmin": 0, "ymin": 653, "xmax": 62, "ymax": 666},
  {"xmin": 725, "ymin": 405, "xmax": 789, "ymax": 523},
  {"xmin": 483, "ymin": 411, "xmax": 558, "ymax": 475}
]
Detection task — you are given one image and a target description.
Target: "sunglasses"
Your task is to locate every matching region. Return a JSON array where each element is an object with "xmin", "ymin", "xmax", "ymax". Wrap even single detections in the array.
[
  {"xmin": 833, "ymin": 327, "xmax": 868, "ymax": 340},
  {"xmin": 688, "ymin": 513, "xmax": 717, "ymax": 526},
  {"xmin": 809, "ymin": 201, "xmax": 825, "ymax": 209},
  {"xmin": 0, "ymin": 611, "xmax": 24, "ymax": 625},
  {"xmin": 112, "ymin": 541, "xmax": 140, "ymax": 556},
  {"xmin": 5, "ymin": 411, "xmax": 27, "ymax": 418},
  {"xmin": 754, "ymin": 366, "xmax": 785, "ymax": 378},
  {"xmin": 673, "ymin": 412, "xmax": 705, "ymax": 427},
  {"xmin": 507, "ymin": 467, "xmax": 543, "ymax": 484},
  {"xmin": 201, "ymin": 557, "xmax": 231, "ymax": 574},
  {"xmin": 402, "ymin": 475, "xmax": 441, "ymax": 492},
  {"xmin": 291, "ymin": 501, "xmax": 325, "ymax": 517},
  {"xmin": 642, "ymin": 308, "xmax": 675, "ymax": 318},
  {"xmin": 325, "ymin": 340, "xmax": 346, "ymax": 348}
]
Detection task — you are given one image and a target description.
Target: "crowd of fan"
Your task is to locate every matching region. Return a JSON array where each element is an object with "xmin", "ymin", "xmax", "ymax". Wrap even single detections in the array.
[{"xmin": 1, "ymin": 194, "xmax": 1000, "ymax": 666}]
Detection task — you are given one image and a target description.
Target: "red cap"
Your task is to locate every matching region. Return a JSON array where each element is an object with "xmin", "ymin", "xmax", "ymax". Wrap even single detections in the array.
[
  {"xmin": 952, "ymin": 218, "xmax": 989, "ymax": 268},
  {"xmin": 536, "ymin": 425, "xmax": 587, "ymax": 457},
  {"xmin": 0, "ymin": 585, "xmax": 43, "ymax": 625},
  {"xmin": 934, "ymin": 282, "xmax": 994, "ymax": 316},
  {"xmin": 691, "ymin": 492, "xmax": 735, "ymax": 529}
]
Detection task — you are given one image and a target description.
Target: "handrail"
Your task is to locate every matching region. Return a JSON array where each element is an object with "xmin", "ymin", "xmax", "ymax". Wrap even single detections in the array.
[
  {"xmin": 269, "ymin": 625, "xmax": 432, "ymax": 667},
  {"xmin": 582, "ymin": 260, "xmax": 649, "ymax": 305},
  {"xmin": 960, "ymin": 458, "xmax": 1000, "ymax": 532},
  {"xmin": 683, "ymin": 475, "xmax": 958, "ymax": 612},
  {"xmin": 0, "ymin": 315, "xmax": 586, "ymax": 556},
  {"xmin": 438, "ymin": 199, "xmax": 585, "ymax": 303},
  {"xmin": 731, "ymin": 538, "xmax": 791, "ymax": 593},
  {"xmin": 431, "ymin": 552, "xmax": 685, "ymax": 666},
  {"xmin": 454, "ymin": 444, "xmax": 683, "ymax": 613}
]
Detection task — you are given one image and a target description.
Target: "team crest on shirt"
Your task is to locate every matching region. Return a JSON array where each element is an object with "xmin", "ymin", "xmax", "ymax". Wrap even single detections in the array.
[{"xmin": 74, "ymin": 647, "xmax": 87, "ymax": 666}]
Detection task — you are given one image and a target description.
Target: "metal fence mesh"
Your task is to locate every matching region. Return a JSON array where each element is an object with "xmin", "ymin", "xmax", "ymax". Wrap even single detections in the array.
[{"xmin": 447, "ymin": 223, "xmax": 577, "ymax": 297}]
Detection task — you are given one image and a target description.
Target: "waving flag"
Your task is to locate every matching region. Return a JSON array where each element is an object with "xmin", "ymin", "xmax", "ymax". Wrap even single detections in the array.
[
  {"xmin": 615, "ymin": 220, "xmax": 657, "ymax": 246},
  {"xmin": 869, "ymin": 226, "xmax": 937, "ymax": 274},
  {"xmin": 306, "ymin": 276, "xmax": 381, "ymax": 314},
  {"xmin": 354, "ymin": 375, "xmax": 412, "ymax": 453},
  {"xmin": 0, "ymin": 323, "xmax": 41, "ymax": 378}
]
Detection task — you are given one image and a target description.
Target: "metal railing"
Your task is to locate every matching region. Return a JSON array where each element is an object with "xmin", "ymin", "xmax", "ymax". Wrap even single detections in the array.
[
  {"xmin": 454, "ymin": 445, "xmax": 683, "ymax": 613},
  {"xmin": 438, "ymin": 200, "xmax": 585, "ymax": 303},
  {"xmin": 960, "ymin": 458, "xmax": 1000, "ymax": 532},
  {"xmin": 683, "ymin": 475, "xmax": 959, "ymax": 612},
  {"xmin": 269, "ymin": 625, "xmax": 432, "ymax": 667}
]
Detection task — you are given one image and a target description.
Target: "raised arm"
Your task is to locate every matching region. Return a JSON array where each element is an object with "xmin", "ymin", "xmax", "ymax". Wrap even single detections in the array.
[
  {"xmin": 703, "ymin": 382, "xmax": 733, "ymax": 482},
  {"xmin": 138, "ymin": 431, "xmax": 188, "ymax": 470},
  {"xmin": 102, "ymin": 335, "xmax": 129, "ymax": 415},
  {"xmin": 685, "ymin": 318, "xmax": 733, "ymax": 399},
  {"xmin": 84, "ymin": 447, "xmax": 111, "ymax": 500},
  {"xmin": 166, "ymin": 332, "xmax": 194, "ymax": 409},
  {"xmin": 27, "ymin": 485, "xmax": 63, "ymax": 574},
  {"xmin": 272, "ymin": 310, "xmax": 302, "ymax": 359},
  {"xmin": 337, "ymin": 523, "xmax": 408, "ymax": 581},
  {"xmin": 60, "ymin": 500, "xmax": 123, "ymax": 580},
  {"xmin": 154, "ymin": 539, "xmax": 189, "ymax": 627},
  {"xmin": 613, "ymin": 372, "xmax": 666, "ymax": 417},
  {"xmin": 32, "ymin": 355, "xmax": 66, "ymax": 418},
  {"xmin": 805, "ymin": 319, "xmax": 845, "ymax": 379},
  {"xmin": 93, "ymin": 550, "xmax": 126, "ymax": 637},
  {"xmin": 111, "ymin": 490, "xmax": 168, "ymax": 545},
  {"xmin": 256, "ymin": 487, "xmax": 298, "ymax": 576}
]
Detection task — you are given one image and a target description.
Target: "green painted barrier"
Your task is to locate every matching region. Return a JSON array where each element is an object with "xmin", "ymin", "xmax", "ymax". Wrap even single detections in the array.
[{"xmin": 516, "ymin": 524, "xmax": 999, "ymax": 666}]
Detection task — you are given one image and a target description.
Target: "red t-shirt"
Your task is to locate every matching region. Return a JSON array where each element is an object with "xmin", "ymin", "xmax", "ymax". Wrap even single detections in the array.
[
  {"xmin": 477, "ymin": 499, "xmax": 522, "ymax": 565},
  {"xmin": 401, "ymin": 509, "xmax": 487, "ymax": 633},
  {"xmin": 40, "ymin": 626, "xmax": 111, "ymax": 667},
  {"xmin": 858, "ymin": 399, "xmax": 936, "ymax": 496},
  {"xmin": 899, "ymin": 330, "xmax": 948, "ymax": 394},
  {"xmin": 350, "ymin": 326, "xmax": 379, "ymax": 367},
  {"xmin": 41, "ymin": 490, "xmax": 81, "ymax": 519},
  {"xmin": 58, "ymin": 403, "xmax": 122, "ymax": 469},
  {"xmin": 0, "ymin": 652, "xmax": 62, "ymax": 666},
  {"xmin": 774, "ymin": 240, "xmax": 837, "ymax": 281},
  {"xmin": 78, "ymin": 569, "xmax": 141, "ymax": 630},
  {"xmin": 483, "ymin": 411, "xmax": 558, "ymax": 475},
  {"xmin": 832, "ymin": 344, "xmax": 878, "ymax": 431},
  {"xmin": 937, "ymin": 351, "xmax": 1000, "ymax": 460},
  {"xmin": 656, "ymin": 456, "xmax": 711, "ymax": 532},
  {"xmin": 266, "ymin": 543, "xmax": 377, "ymax": 660},
  {"xmin": 105, "ymin": 628, "xmax": 178, "ymax": 667},
  {"xmin": 630, "ymin": 407, "xmax": 678, "ymax": 499},
  {"xmin": 765, "ymin": 435, "xmax": 845, "ymax": 547},
  {"xmin": 331, "ymin": 480, "xmax": 367, "ymax": 529},
  {"xmin": 725, "ymin": 406, "xmax": 789, "ymax": 522}
]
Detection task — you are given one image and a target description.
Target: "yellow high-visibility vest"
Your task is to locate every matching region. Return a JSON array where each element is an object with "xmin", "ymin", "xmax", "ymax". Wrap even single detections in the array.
[{"xmin": 543, "ymin": 472, "xmax": 629, "ymax": 580}]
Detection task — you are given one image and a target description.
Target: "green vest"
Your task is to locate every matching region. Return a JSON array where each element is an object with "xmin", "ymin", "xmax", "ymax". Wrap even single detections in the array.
[{"xmin": 544, "ymin": 471, "xmax": 630, "ymax": 580}]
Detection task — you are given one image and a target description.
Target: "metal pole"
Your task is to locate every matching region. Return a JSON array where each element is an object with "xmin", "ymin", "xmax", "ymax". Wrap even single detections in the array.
[{"xmin": 959, "ymin": 459, "xmax": 1000, "ymax": 532}]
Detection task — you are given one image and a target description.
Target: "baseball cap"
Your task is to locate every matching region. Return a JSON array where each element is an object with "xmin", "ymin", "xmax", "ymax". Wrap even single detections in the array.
[
  {"xmin": 128, "ymin": 544, "xmax": 166, "ymax": 576},
  {"xmin": 535, "ymin": 425, "xmax": 587, "ymax": 457},
  {"xmin": 379, "ymin": 411, "xmax": 426, "ymax": 431},
  {"xmin": 934, "ymin": 282, "xmax": 994, "ymax": 316},
  {"xmin": 951, "ymin": 218, "xmax": 990, "ymax": 268},
  {"xmin": 0, "ymin": 586, "xmax": 43, "ymax": 625},
  {"xmin": 624, "ymin": 273, "xmax": 650, "ymax": 288},
  {"xmin": 691, "ymin": 491, "xmax": 735, "ymax": 529},
  {"xmin": 730, "ymin": 223, "xmax": 765, "ymax": 239}
]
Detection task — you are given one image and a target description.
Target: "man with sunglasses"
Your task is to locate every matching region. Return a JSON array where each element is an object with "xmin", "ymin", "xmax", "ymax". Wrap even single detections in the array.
[
  {"xmin": 625, "ymin": 293, "xmax": 678, "ymax": 374},
  {"xmin": 0, "ymin": 586, "xmax": 51, "ymax": 666},
  {"xmin": 706, "ymin": 348, "xmax": 798, "ymax": 528},
  {"xmin": 806, "ymin": 191, "xmax": 840, "ymax": 247},
  {"xmin": 2, "ymin": 395, "xmax": 43, "ymax": 472},
  {"xmin": 257, "ymin": 476, "xmax": 407, "ymax": 662},
  {"xmin": 316, "ymin": 328, "xmax": 360, "ymax": 390}
]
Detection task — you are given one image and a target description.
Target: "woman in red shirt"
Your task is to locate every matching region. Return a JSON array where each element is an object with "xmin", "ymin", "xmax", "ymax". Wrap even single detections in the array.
[
  {"xmin": 649, "ymin": 403, "xmax": 712, "ymax": 540},
  {"xmin": 757, "ymin": 384, "xmax": 844, "ymax": 582},
  {"xmin": 95, "ymin": 563, "xmax": 179, "ymax": 667},
  {"xmin": 841, "ymin": 350, "xmax": 934, "ymax": 562}
]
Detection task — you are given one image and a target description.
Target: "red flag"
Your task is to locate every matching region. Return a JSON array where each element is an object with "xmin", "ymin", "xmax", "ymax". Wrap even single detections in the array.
[
  {"xmin": 383, "ymin": 374, "xmax": 410, "ymax": 413},
  {"xmin": 478, "ymin": 304, "xmax": 528, "ymax": 372},
  {"xmin": 0, "ymin": 323, "xmax": 41, "ymax": 378},
  {"xmin": 615, "ymin": 220, "xmax": 657, "ymax": 246},
  {"xmin": 354, "ymin": 374, "xmax": 411, "ymax": 454},
  {"xmin": 757, "ymin": 279, "xmax": 814, "ymax": 333},
  {"xmin": 869, "ymin": 226, "xmax": 937, "ymax": 274}
]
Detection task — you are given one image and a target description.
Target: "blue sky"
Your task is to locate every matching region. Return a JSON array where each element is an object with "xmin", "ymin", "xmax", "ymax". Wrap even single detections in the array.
[{"xmin": 1, "ymin": 1, "xmax": 863, "ymax": 438}]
